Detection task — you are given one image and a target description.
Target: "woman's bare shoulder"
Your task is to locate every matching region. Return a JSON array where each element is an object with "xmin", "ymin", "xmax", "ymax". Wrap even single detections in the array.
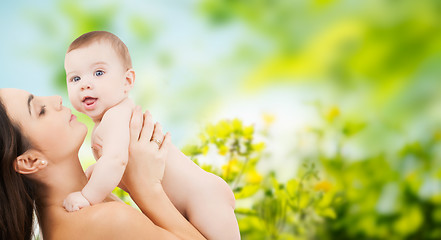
[{"xmin": 49, "ymin": 201, "xmax": 156, "ymax": 240}]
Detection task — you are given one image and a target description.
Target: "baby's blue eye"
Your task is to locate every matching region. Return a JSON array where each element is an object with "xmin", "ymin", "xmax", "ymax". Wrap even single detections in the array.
[
  {"xmin": 72, "ymin": 76, "xmax": 81, "ymax": 82},
  {"xmin": 95, "ymin": 70, "xmax": 104, "ymax": 77}
]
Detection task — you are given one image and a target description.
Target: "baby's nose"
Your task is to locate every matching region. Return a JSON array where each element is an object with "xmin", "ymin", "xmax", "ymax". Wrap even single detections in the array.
[{"xmin": 80, "ymin": 81, "xmax": 92, "ymax": 90}]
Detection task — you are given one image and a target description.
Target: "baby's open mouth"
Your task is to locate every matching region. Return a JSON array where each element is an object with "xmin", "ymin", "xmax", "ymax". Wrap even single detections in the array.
[{"xmin": 83, "ymin": 97, "xmax": 98, "ymax": 110}]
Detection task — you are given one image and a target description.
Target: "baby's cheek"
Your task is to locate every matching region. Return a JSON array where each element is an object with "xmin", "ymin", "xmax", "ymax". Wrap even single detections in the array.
[
  {"xmin": 67, "ymin": 94, "xmax": 81, "ymax": 112},
  {"xmin": 71, "ymin": 100, "xmax": 82, "ymax": 113}
]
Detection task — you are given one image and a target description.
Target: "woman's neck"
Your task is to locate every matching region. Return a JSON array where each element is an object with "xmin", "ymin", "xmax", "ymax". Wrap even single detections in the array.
[
  {"xmin": 33, "ymin": 155, "xmax": 88, "ymax": 239},
  {"xmin": 36, "ymin": 155, "xmax": 88, "ymax": 209}
]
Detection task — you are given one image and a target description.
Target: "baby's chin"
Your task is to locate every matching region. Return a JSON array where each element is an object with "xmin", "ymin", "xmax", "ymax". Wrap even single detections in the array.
[
  {"xmin": 88, "ymin": 111, "xmax": 106, "ymax": 122},
  {"xmin": 76, "ymin": 108, "xmax": 105, "ymax": 122}
]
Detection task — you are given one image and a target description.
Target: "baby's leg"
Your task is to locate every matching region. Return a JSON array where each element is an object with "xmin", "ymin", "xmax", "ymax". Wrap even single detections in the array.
[
  {"xmin": 186, "ymin": 173, "xmax": 240, "ymax": 240},
  {"xmin": 162, "ymin": 145, "xmax": 240, "ymax": 239}
]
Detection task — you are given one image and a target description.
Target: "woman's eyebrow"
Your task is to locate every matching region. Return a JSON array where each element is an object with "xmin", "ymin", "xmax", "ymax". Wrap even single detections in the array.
[{"xmin": 28, "ymin": 94, "xmax": 34, "ymax": 116}]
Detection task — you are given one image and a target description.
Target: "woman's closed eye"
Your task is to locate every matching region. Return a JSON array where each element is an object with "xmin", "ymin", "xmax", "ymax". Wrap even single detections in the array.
[
  {"xmin": 39, "ymin": 105, "xmax": 46, "ymax": 116},
  {"xmin": 94, "ymin": 70, "xmax": 105, "ymax": 77}
]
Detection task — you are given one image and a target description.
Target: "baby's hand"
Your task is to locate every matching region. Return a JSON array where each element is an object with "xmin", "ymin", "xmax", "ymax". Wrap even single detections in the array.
[{"xmin": 63, "ymin": 191, "xmax": 90, "ymax": 212}]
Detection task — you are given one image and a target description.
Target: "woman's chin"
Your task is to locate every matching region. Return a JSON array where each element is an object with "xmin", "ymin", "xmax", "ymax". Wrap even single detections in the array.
[{"xmin": 78, "ymin": 124, "xmax": 88, "ymax": 140}]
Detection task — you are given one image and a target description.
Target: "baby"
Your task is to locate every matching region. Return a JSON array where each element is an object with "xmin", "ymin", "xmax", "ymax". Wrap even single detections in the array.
[{"xmin": 63, "ymin": 31, "xmax": 240, "ymax": 239}]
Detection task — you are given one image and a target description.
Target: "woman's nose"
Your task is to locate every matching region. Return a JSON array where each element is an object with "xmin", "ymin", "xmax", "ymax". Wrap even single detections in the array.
[{"xmin": 52, "ymin": 95, "xmax": 63, "ymax": 110}]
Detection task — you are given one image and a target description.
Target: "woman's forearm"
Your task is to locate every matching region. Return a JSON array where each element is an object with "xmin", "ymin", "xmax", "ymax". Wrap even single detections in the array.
[{"xmin": 129, "ymin": 182, "xmax": 206, "ymax": 240}]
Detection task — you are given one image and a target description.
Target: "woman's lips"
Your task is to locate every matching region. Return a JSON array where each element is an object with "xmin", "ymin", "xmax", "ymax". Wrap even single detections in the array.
[{"xmin": 83, "ymin": 97, "xmax": 98, "ymax": 111}]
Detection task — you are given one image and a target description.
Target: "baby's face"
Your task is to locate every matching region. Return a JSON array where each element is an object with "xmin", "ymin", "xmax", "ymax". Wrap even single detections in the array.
[{"xmin": 65, "ymin": 41, "xmax": 131, "ymax": 122}]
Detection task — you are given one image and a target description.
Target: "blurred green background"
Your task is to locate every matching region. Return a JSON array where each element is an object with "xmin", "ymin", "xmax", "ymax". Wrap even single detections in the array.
[{"xmin": 1, "ymin": 0, "xmax": 441, "ymax": 239}]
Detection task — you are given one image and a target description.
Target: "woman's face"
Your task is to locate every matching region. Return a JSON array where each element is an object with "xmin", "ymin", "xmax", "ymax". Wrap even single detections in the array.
[{"xmin": 0, "ymin": 88, "xmax": 87, "ymax": 160}]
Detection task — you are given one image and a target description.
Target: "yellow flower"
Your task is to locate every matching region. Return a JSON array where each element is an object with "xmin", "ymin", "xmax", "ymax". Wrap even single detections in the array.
[
  {"xmin": 216, "ymin": 120, "xmax": 232, "ymax": 138},
  {"xmin": 232, "ymin": 118, "xmax": 243, "ymax": 132},
  {"xmin": 252, "ymin": 142, "xmax": 265, "ymax": 152},
  {"xmin": 218, "ymin": 145, "xmax": 229, "ymax": 156},
  {"xmin": 263, "ymin": 113, "xmax": 276, "ymax": 126},
  {"xmin": 243, "ymin": 126, "xmax": 254, "ymax": 140},
  {"xmin": 246, "ymin": 170, "xmax": 263, "ymax": 184},
  {"xmin": 314, "ymin": 181, "xmax": 332, "ymax": 192},
  {"xmin": 325, "ymin": 106, "xmax": 340, "ymax": 122},
  {"xmin": 222, "ymin": 158, "xmax": 241, "ymax": 178},
  {"xmin": 202, "ymin": 145, "xmax": 209, "ymax": 155}
]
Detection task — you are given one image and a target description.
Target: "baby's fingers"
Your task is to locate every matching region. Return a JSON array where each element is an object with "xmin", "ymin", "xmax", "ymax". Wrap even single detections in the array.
[{"xmin": 63, "ymin": 200, "xmax": 75, "ymax": 212}]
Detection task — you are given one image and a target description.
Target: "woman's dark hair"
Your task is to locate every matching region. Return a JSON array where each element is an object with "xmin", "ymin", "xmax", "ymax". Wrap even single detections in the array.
[{"xmin": 0, "ymin": 98, "xmax": 37, "ymax": 240}]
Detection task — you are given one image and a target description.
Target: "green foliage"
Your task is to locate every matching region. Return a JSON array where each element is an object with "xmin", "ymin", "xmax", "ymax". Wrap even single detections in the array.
[
  {"xmin": 183, "ymin": 119, "xmax": 262, "ymax": 190},
  {"xmin": 182, "ymin": 107, "xmax": 441, "ymax": 239},
  {"xmin": 312, "ymin": 105, "xmax": 441, "ymax": 239},
  {"xmin": 199, "ymin": 0, "xmax": 441, "ymax": 84},
  {"xmin": 199, "ymin": 0, "xmax": 441, "ymax": 133},
  {"xmin": 183, "ymin": 119, "xmax": 338, "ymax": 239}
]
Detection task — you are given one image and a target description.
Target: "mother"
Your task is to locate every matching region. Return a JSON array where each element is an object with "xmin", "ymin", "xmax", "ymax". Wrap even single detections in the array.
[{"xmin": 0, "ymin": 88, "xmax": 206, "ymax": 239}]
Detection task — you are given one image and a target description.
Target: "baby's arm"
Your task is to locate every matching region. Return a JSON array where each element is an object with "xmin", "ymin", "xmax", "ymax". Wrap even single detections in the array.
[
  {"xmin": 63, "ymin": 104, "xmax": 131, "ymax": 211},
  {"xmin": 82, "ymin": 106, "xmax": 131, "ymax": 204}
]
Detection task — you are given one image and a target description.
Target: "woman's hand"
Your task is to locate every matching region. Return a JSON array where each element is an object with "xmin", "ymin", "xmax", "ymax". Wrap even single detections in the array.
[
  {"xmin": 122, "ymin": 106, "xmax": 171, "ymax": 193},
  {"xmin": 120, "ymin": 106, "xmax": 206, "ymax": 240}
]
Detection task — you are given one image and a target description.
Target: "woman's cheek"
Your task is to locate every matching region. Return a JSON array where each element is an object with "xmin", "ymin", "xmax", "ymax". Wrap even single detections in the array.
[
  {"xmin": 39, "ymin": 129, "xmax": 67, "ymax": 150},
  {"xmin": 36, "ymin": 121, "xmax": 70, "ymax": 147}
]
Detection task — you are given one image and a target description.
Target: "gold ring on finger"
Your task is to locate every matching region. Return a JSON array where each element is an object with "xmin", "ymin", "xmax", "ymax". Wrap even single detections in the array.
[{"xmin": 151, "ymin": 138, "xmax": 162, "ymax": 148}]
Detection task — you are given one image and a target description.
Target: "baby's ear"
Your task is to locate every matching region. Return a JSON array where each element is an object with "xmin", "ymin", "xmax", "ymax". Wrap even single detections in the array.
[
  {"xmin": 124, "ymin": 68, "xmax": 135, "ymax": 90},
  {"xmin": 15, "ymin": 150, "xmax": 48, "ymax": 175}
]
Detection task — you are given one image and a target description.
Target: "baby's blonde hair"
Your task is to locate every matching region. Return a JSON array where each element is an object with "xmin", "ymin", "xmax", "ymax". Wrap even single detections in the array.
[{"xmin": 67, "ymin": 31, "xmax": 132, "ymax": 69}]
